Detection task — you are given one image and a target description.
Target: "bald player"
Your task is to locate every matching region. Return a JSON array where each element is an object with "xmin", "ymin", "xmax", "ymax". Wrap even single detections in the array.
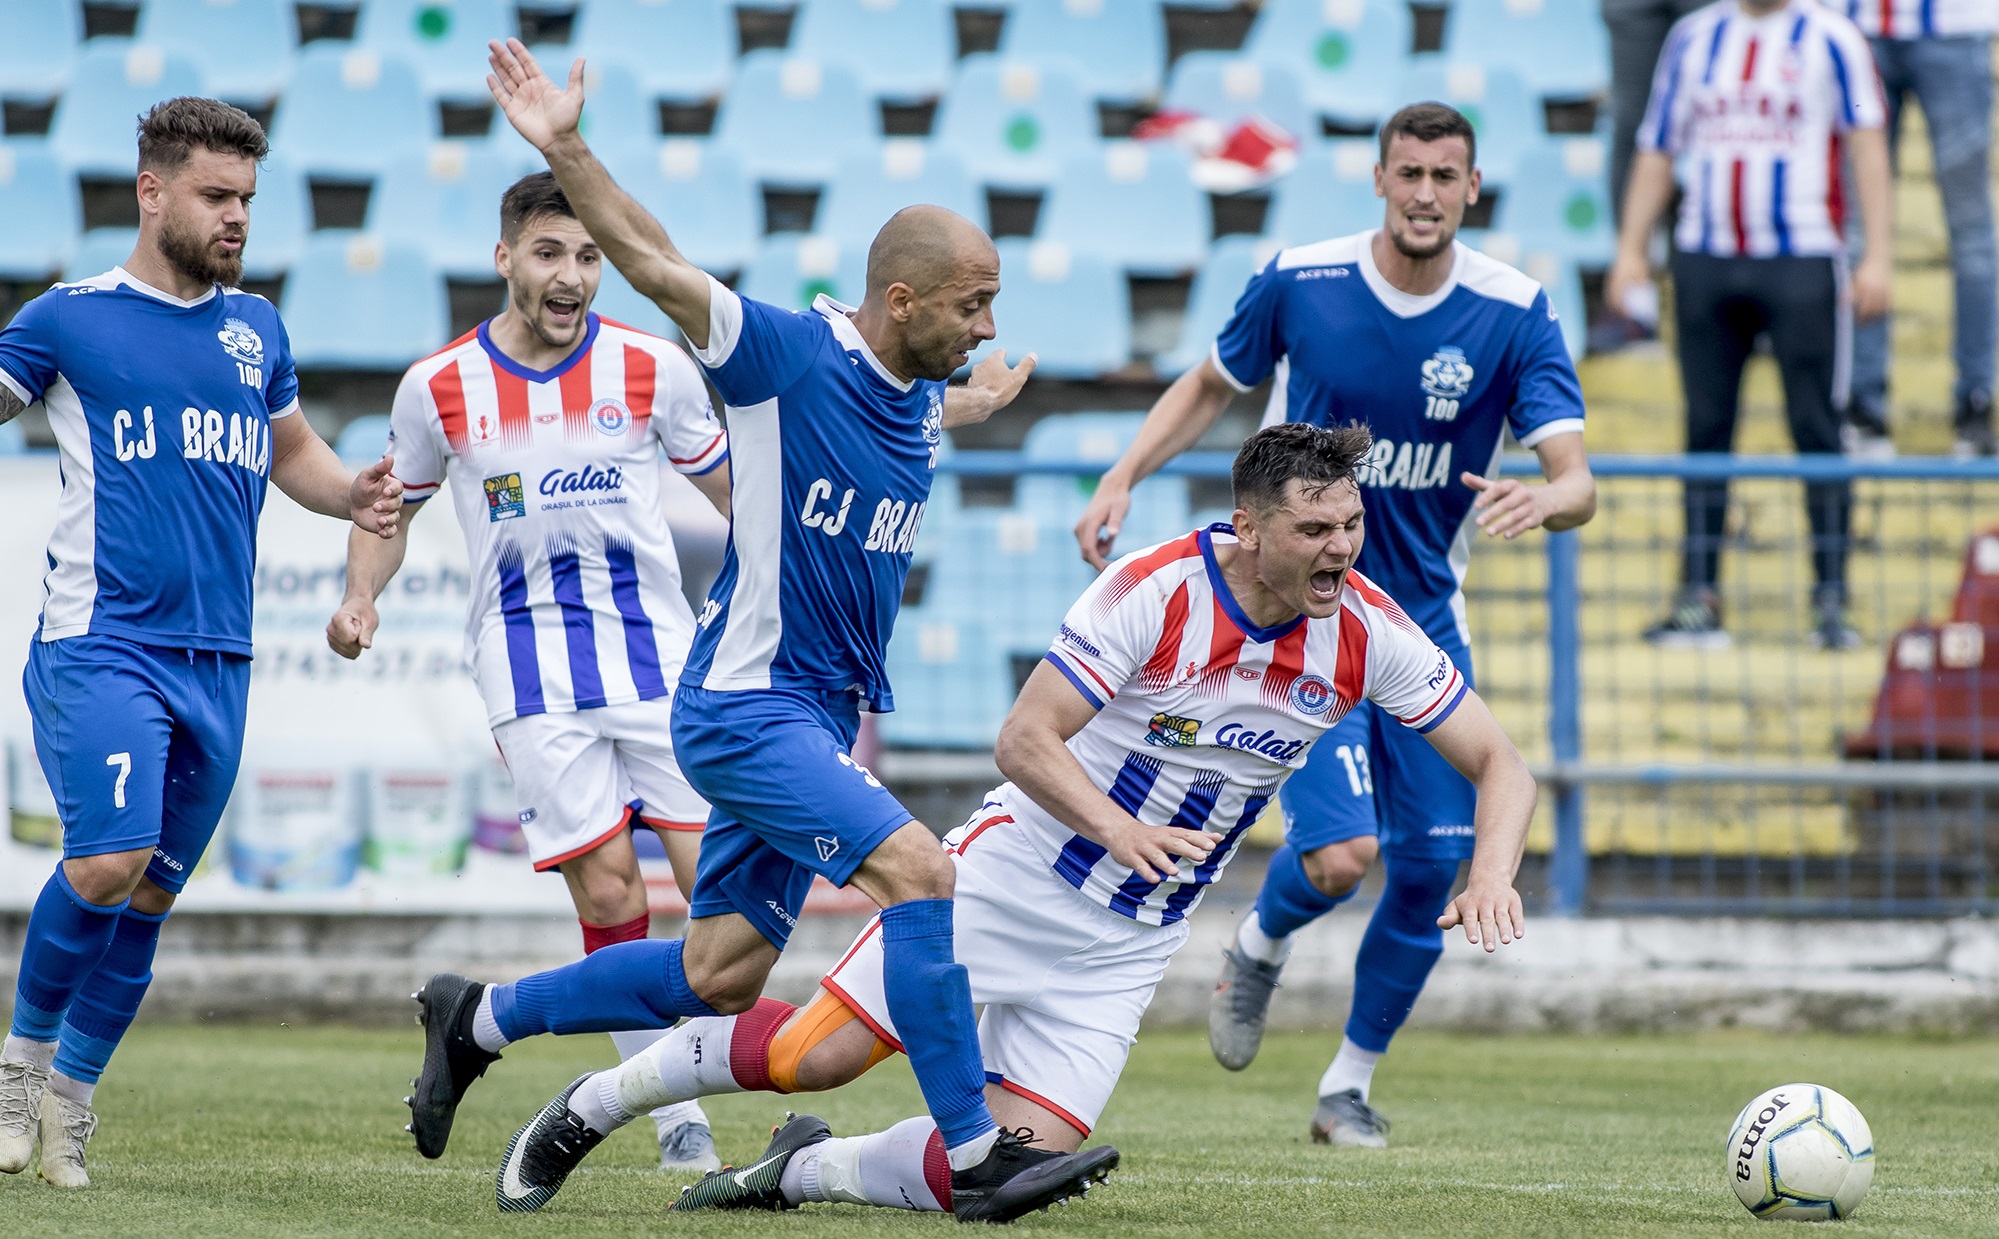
[{"xmin": 398, "ymin": 39, "xmax": 1117, "ymax": 1224}]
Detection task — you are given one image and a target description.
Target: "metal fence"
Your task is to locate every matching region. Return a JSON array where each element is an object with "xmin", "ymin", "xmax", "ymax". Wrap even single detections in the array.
[{"xmin": 913, "ymin": 452, "xmax": 1999, "ymax": 917}]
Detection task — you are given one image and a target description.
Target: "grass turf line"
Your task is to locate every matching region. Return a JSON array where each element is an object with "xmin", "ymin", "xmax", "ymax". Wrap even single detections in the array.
[{"xmin": 2, "ymin": 1024, "xmax": 1995, "ymax": 1238}]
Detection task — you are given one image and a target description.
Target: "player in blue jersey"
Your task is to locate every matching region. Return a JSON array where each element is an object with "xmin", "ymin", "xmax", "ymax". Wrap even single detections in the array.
[
  {"xmin": 0, "ymin": 98, "xmax": 404, "ymax": 1187},
  {"xmin": 1075, "ymin": 103, "xmax": 1598, "ymax": 1147},
  {"xmin": 393, "ymin": 41, "xmax": 1112, "ymax": 1222}
]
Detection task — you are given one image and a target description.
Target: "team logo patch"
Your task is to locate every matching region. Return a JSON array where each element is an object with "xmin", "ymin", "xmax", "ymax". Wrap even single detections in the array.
[
  {"xmin": 590, "ymin": 397, "xmax": 630, "ymax": 436},
  {"xmin": 921, "ymin": 389, "xmax": 944, "ymax": 446},
  {"xmin": 1290, "ymin": 674, "xmax": 1335, "ymax": 716},
  {"xmin": 217, "ymin": 317, "xmax": 265, "ymax": 365},
  {"xmin": 483, "ymin": 472, "xmax": 525, "ymax": 521},
  {"xmin": 1419, "ymin": 346, "xmax": 1474, "ymax": 398},
  {"xmin": 1145, "ymin": 713, "xmax": 1202, "ymax": 748}
]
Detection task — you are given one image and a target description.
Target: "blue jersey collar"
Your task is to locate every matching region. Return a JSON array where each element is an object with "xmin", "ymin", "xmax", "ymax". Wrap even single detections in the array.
[
  {"xmin": 477, "ymin": 312, "xmax": 600, "ymax": 382},
  {"xmin": 1198, "ymin": 524, "xmax": 1306, "ymax": 644}
]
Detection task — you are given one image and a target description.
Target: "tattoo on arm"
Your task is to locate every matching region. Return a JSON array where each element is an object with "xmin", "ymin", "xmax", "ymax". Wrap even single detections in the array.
[{"xmin": 0, "ymin": 386, "xmax": 25, "ymax": 427}]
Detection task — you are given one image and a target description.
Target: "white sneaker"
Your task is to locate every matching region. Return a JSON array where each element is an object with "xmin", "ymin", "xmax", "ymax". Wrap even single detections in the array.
[
  {"xmin": 38, "ymin": 1089, "xmax": 96, "ymax": 1188},
  {"xmin": 657, "ymin": 1117, "xmax": 721, "ymax": 1173},
  {"xmin": 0, "ymin": 1059, "xmax": 48, "ymax": 1174}
]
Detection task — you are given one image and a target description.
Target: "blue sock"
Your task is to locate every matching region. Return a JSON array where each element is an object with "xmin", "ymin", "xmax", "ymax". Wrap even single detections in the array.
[
  {"xmin": 489, "ymin": 938, "xmax": 715, "ymax": 1042},
  {"xmin": 10, "ymin": 870, "xmax": 128, "ymax": 1043},
  {"xmin": 1344, "ymin": 856, "xmax": 1460, "ymax": 1054},
  {"xmin": 1252, "ymin": 845, "xmax": 1355, "ymax": 940},
  {"xmin": 53, "ymin": 905, "xmax": 170, "ymax": 1085},
  {"xmin": 878, "ymin": 899, "xmax": 994, "ymax": 1154}
]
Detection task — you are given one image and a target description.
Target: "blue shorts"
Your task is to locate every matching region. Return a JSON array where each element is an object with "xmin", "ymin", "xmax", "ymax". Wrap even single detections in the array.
[
  {"xmin": 1280, "ymin": 698, "xmax": 1478, "ymax": 863},
  {"xmin": 672, "ymin": 684, "xmax": 915, "ymax": 951},
  {"xmin": 24, "ymin": 634, "xmax": 250, "ymax": 894}
]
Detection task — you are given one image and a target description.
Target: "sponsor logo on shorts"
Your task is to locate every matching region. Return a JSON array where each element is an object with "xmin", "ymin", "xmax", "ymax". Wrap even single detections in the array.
[
  {"xmin": 1057, "ymin": 624, "xmax": 1101, "ymax": 659},
  {"xmin": 814, "ymin": 836, "xmax": 841, "ymax": 863},
  {"xmin": 1427, "ymin": 823, "xmax": 1476, "ymax": 837},
  {"xmin": 1145, "ymin": 712, "xmax": 1201, "ymax": 748},
  {"xmin": 152, "ymin": 847, "xmax": 184, "ymax": 872},
  {"xmin": 765, "ymin": 900, "xmax": 798, "ymax": 928},
  {"xmin": 1290, "ymin": 674, "xmax": 1335, "ymax": 716},
  {"xmin": 518, "ymin": 808, "xmax": 538, "ymax": 824},
  {"xmin": 1214, "ymin": 722, "xmax": 1308, "ymax": 763},
  {"xmin": 484, "ymin": 473, "xmax": 526, "ymax": 521},
  {"xmin": 590, "ymin": 397, "xmax": 630, "ymax": 436}
]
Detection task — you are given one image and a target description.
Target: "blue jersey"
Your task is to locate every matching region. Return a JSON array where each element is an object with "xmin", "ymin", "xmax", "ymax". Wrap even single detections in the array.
[
  {"xmin": 1212, "ymin": 232, "xmax": 1584, "ymax": 652},
  {"xmin": 682, "ymin": 282, "xmax": 944, "ymax": 711},
  {"xmin": 0, "ymin": 268, "xmax": 300, "ymax": 655}
]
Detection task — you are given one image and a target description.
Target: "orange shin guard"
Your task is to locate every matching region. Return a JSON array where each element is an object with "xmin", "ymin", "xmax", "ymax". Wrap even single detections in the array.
[{"xmin": 766, "ymin": 988, "xmax": 897, "ymax": 1094}]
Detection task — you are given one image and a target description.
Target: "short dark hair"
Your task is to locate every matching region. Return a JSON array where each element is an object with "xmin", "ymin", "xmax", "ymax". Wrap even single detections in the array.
[
  {"xmin": 500, "ymin": 172, "xmax": 579, "ymax": 244},
  {"xmin": 1378, "ymin": 101, "xmax": 1477, "ymax": 171},
  {"xmin": 136, "ymin": 97, "xmax": 267, "ymax": 175},
  {"xmin": 1232, "ymin": 422, "xmax": 1375, "ymax": 514}
]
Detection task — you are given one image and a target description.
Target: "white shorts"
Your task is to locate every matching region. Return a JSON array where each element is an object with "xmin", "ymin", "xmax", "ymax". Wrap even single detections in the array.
[
  {"xmin": 821, "ymin": 798, "xmax": 1187, "ymax": 1135},
  {"xmin": 492, "ymin": 698, "xmax": 708, "ymax": 871}
]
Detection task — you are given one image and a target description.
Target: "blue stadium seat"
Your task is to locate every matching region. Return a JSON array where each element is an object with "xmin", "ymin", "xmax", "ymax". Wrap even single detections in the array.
[
  {"xmin": 1443, "ymin": 0, "xmax": 1610, "ymax": 101},
  {"xmin": 923, "ymin": 508, "xmax": 1094, "ymax": 642},
  {"xmin": 63, "ymin": 229, "xmax": 139, "ymax": 282},
  {"xmin": 137, "ymin": 0, "xmax": 298, "ymax": 102},
  {"xmin": 1496, "ymin": 138, "xmax": 1615, "ymax": 266},
  {"xmin": 1158, "ymin": 234, "xmax": 1278, "ymax": 377},
  {"xmin": 0, "ymin": 145, "xmax": 79, "ymax": 279},
  {"xmin": 0, "ymin": 419, "xmax": 26, "ymax": 456},
  {"xmin": 934, "ymin": 55, "xmax": 1098, "ymax": 190},
  {"xmin": 879, "ymin": 616, "xmax": 1018, "ymax": 749},
  {"xmin": 1263, "ymin": 140, "xmax": 1381, "ymax": 246},
  {"xmin": 0, "ymin": 0, "xmax": 82, "ymax": 99},
  {"xmin": 1038, "ymin": 142, "xmax": 1207, "ymax": 276},
  {"xmin": 354, "ymin": 0, "xmax": 519, "ymax": 100},
  {"xmin": 272, "ymin": 45, "xmax": 433, "ymax": 180},
  {"xmin": 737, "ymin": 234, "xmax": 868, "ymax": 311},
  {"xmin": 282, "ymin": 233, "xmax": 450, "ymax": 368},
  {"xmin": 242, "ymin": 154, "xmax": 311, "ymax": 280},
  {"xmin": 1020, "ymin": 411, "xmax": 1189, "ymax": 546},
  {"xmin": 50, "ymin": 41, "xmax": 206, "ymax": 176},
  {"xmin": 973, "ymin": 239, "xmax": 1128, "ymax": 378},
  {"xmin": 816, "ymin": 143, "xmax": 984, "ymax": 250},
  {"xmin": 605, "ymin": 140, "xmax": 759, "ymax": 275},
  {"xmin": 792, "ymin": 0, "xmax": 955, "ymax": 101},
  {"xmin": 570, "ymin": 62, "xmax": 663, "ymax": 165},
  {"xmin": 998, "ymin": 0, "xmax": 1166, "ymax": 102},
  {"xmin": 571, "ymin": 0, "xmax": 735, "ymax": 101},
  {"xmin": 1246, "ymin": 0, "xmax": 1411, "ymax": 131},
  {"xmin": 333, "ymin": 413, "xmax": 393, "ymax": 460},
  {"xmin": 712, "ymin": 52, "xmax": 876, "ymax": 186},
  {"xmin": 591, "ymin": 263, "xmax": 675, "ymax": 338},
  {"xmin": 1163, "ymin": 53, "xmax": 1309, "ymax": 144},
  {"xmin": 370, "ymin": 144, "xmax": 521, "ymax": 278},
  {"xmin": 1394, "ymin": 61, "xmax": 1539, "ymax": 185}
]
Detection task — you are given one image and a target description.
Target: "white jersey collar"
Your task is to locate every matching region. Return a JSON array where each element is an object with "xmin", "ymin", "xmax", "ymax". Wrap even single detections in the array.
[
  {"xmin": 815, "ymin": 294, "xmax": 914, "ymax": 393},
  {"xmin": 105, "ymin": 265, "xmax": 222, "ymax": 309},
  {"xmin": 1356, "ymin": 230, "xmax": 1463, "ymax": 320}
]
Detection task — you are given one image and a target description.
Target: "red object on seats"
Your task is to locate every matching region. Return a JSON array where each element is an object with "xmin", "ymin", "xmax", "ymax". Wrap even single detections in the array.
[
  {"xmin": 1843, "ymin": 621, "xmax": 1999, "ymax": 760},
  {"xmin": 1954, "ymin": 528, "xmax": 1999, "ymax": 627}
]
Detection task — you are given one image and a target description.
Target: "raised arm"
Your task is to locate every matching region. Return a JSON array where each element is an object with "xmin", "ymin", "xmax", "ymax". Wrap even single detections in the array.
[
  {"xmin": 1073, "ymin": 357, "xmax": 1239, "ymax": 570},
  {"xmin": 1418, "ymin": 690, "xmax": 1536, "ymax": 951},
  {"xmin": 487, "ymin": 39, "xmax": 715, "ymax": 347}
]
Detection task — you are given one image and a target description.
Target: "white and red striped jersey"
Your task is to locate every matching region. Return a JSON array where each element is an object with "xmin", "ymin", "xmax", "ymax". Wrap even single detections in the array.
[
  {"xmin": 389, "ymin": 314, "xmax": 728, "ymax": 726},
  {"xmin": 1016, "ymin": 524, "xmax": 1468, "ymax": 927},
  {"xmin": 1640, "ymin": 0, "xmax": 1885, "ymax": 258},
  {"xmin": 1836, "ymin": 0, "xmax": 1995, "ymax": 37}
]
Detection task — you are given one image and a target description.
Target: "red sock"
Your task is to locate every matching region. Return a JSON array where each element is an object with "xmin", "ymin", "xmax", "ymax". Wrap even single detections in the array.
[
  {"xmin": 579, "ymin": 911, "xmax": 650, "ymax": 955},
  {"xmin": 727, "ymin": 998, "xmax": 798, "ymax": 1091}
]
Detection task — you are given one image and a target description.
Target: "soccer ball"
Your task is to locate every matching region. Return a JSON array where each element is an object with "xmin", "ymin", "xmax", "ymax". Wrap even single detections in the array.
[{"xmin": 1726, "ymin": 1083, "xmax": 1875, "ymax": 1221}]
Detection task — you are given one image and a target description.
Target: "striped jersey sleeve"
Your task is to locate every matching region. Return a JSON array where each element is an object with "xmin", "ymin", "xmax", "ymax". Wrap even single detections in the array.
[
  {"xmin": 1044, "ymin": 537, "xmax": 1199, "ymax": 710},
  {"xmin": 636, "ymin": 334, "xmax": 728, "ymax": 475},
  {"xmin": 385, "ymin": 359, "xmax": 450, "ymax": 504},
  {"xmin": 1346, "ymin": 573, "xmax": 1469, "ymax": 734}
]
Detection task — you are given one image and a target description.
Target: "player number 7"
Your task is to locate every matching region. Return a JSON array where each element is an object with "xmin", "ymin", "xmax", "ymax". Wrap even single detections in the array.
[{"xmin": 106, "ymin": 751, "xmax": 131, "ymax": 809}]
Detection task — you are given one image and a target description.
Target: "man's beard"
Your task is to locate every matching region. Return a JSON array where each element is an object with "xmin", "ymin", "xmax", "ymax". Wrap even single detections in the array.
[
  {"xmin": 514, "ymin": 286, "xmax": 585, "ymax": 349},
  {"xmin": 159, "ymin": 215, "xmax": 244, "ymax": 288},
  {"xmin": 1388, "ymin": 217, "xmax": 1454, "ymax": 260}
]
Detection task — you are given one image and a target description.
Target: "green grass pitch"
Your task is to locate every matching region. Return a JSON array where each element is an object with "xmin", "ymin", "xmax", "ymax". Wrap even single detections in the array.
[{"xmin": 4, "ymin": 1023, "xmax": 1996, "ymax": 1238}]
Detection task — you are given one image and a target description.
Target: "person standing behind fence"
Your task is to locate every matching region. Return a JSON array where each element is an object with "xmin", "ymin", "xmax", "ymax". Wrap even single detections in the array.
[
  {"xmin": 1838, "ymin": 0, "xmax": 1997, "ymax": 460},
  {"xmin": 1607, "ymin": 0, "xmax": 1893, "ymax": 649}
]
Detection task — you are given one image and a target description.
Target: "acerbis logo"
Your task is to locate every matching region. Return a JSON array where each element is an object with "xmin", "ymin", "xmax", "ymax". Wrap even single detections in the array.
[
  {"xmin": 1290, "ymin": 674, "xmax": 1335, "ymax": 716},
  {"xmin": 765, "ymin": 900, "xmax": 798, "ymax": 929}
]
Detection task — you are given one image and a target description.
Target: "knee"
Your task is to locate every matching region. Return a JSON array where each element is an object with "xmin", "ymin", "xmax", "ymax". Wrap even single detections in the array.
[
  {"xmin": 684, "ymin": 956, "xmax": 767, "ymax": 1016},
  {"xmin": 61, "ymin": 851, "xmax": 150, "ymax": 907},
  {"xmin": 128, "ymin": 879, "xmax": 176, "ymax": 917},
  {"xmin": 856, "ymin": 822, "xmax": 954, "ymax": 906},
  {"xmin": 1301, "ymin": 838, "xmax": 1376, "ymax": 899}
]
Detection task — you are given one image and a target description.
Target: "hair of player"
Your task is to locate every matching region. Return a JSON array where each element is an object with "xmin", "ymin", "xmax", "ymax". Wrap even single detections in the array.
[
  {"xmin": 499, "ymin": 172, "xmax": 579, "ymax": 245},
  {"xmin": 136, "ymin": 97, "xmax": 268, "ymax": 176},
  {"xmin": 1232, "ymin": 422, "xmax": 1375, "ymax": 516},
  {"xmin": 1377, "ymin": 101, "xmax": 1477, "ymax": 171}
]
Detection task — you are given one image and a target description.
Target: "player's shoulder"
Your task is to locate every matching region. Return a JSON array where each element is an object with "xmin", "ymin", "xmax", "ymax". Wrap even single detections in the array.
[
  {"xmin": 1340, "ymin": 569, "xmax": 1423, "ymax": 633},
  {"xmin": 593, "ymin": 315, "xmax": 704, "ymax": 374},
  {"xmin": 1094, "ymin": 527, "xmax": 1211, "ymax": 609},
  {"xmin": 1453, "ymin": 245, "xmax": 1543, "ymax": 313},
  {"xmin": 401, "ymin": 327, "xmax": 483, "ymax": 383},
  {"xmin": 1272, "ymin": 232, "xmax": 1369, "ymax": 275}
]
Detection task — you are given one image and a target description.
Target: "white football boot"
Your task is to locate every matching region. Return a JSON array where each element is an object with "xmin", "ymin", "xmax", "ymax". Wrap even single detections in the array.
[
  {"xmin": 38, "ymin": 1088, "xmax": 97, "ymax": 1188},
  {"xmin": 0, "ymin": 1059, "xmax": 49, "ymax": 1173}
]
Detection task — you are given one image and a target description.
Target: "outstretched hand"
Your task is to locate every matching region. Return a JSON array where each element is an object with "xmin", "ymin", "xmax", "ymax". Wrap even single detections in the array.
[
  {"xmin": 967, "ymin": 349, "xmax": 1036, "ymax": 410},
  {"xmin": 1436, "ymin": 878, "xmax": 1525, "ymax": 953},
  {"xmin": 1461, "ymin": 472, "xmax": 1556, "ymax": 540},
  {"xmin": 350, "ymin": 454, "xmax": 403, "ymax": 539},
  {"xmin": 487, "ymin": 38, "xmax": 584, "ymax": 152}
]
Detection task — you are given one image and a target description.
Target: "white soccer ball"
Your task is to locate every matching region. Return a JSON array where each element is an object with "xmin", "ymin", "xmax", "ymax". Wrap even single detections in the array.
[{"xmin": 1726, "ymin": 1083, "xmax": 1875, "ymax": 1221}]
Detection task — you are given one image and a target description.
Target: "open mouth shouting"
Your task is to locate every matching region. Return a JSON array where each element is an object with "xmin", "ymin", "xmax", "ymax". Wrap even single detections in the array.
[
  {"xmin": 543, "ymin": 294, "xmax": 583, "ymax": 330},
  {"xmin": 1309, "ymin": 566, "xmax": 1346, "ymax": 605}
]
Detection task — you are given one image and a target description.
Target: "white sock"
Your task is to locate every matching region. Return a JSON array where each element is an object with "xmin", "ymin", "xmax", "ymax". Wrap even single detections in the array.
[
  {"xmin": 606, "ymin": 1029, "xmax": 708, "ymax": 1132},
  {"xmin": 1, "ymin": 1036, "xmax": 55, "ymax": 1072},
  {"xmin": 944, "ymin": 1126, "xmax": 1000, "ymax": 1172},
  {"xmin": 1236, "ymin": 909, "xmax": 1294, "ymax": 968},
  {"xmin": 779, "ymin": 1117, "xmax": 948, "ymax": 1212},
  {"xmin": 48, "ymin": 1071, "xmax": 94, "ymax": 1108},
  {"xmin": 566, "ymin": 1068, "xmax": 633, "ymax": 1135},
  {"xmin": 471, "ymin": 988, "xmax": 509, "ymax": 1053},
  {"xmin": 609, "ymin": 1016, "xmax": 747, "ymax": 1117},
  {"xmin": 1317, "ymin": 1037, "xmax": 1382, "ymax": 1102}
]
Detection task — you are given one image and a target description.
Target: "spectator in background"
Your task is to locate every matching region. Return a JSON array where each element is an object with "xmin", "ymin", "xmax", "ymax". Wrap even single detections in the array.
[
  {"xmin": 1606, "ymin": 0, "xmax": 1893, "ymax": 650},
  {"xmin": 1602, "ymin": 0, "xmax": 1710, "ymax": 230},
  {"xmin": 1839, "ymin": 0, "xmax": 1996, "ymax": 459}
]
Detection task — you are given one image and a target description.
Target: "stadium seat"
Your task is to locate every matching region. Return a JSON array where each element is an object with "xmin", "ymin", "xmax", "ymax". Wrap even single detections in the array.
[
  {"xmin": 934, "ymin": 55, "xmax": 1098, "ymax": 190},
  {"xmin": 1158, "ymin": 234, "xmax": 1279, "ymax": 377},
  {"xmin": 1038, "ymin": 142, "xmax": 1208, "ymax": 276},
  {"xmin": 571, "ymin": 62, "xmax": 663, "ymax": 165},
  {"xmin": 921, "ymin": 508, "xmax": 1095, "ymax": 646},
  {"xmin": 137, "ymin": 0, "xmax": 298, "ymax": 103},
  {"xmin": 241, "ymin": 154, "xmax": 311, "ymax": 280},
  {"xmin": 712, "ymin": 52, "xmax": 876, "ymax": 186},
  {"xmin": 63, "ymin": 229, "xmax": 139, "ymax": 282},
  {"xmin": 50, "ymin": 41, "xmax": 206, "ymax": 176},
  {"xmin": 370, "ymin": 144, "xmax": 520, "ymax": 278},
  {"xmin": 592, "ymin": 263, "xmax": 675, "ymax": 338},
  {"xmin": 1020, "ymin": 410, "xmax": 1189, "ymax": 546},
  {"xmin": 281, "ymin": 233, "xmax": 450, "ymax": 369},
  {"xmin": 998, "ymin": 0, "xmax": 1166, "ymax": 102},
  {"xmin": 1245, "ymin": 0, "xmax": 1411, "ymax": 131},
  {"xmin": 816, "ymin": 143, "xmax": 984, "ymax": 250},
  {"xmin": 1162, "ymin": 53, "xmax": 1310, "ymax": 145},
  {"xmin": 0, "ymin": 144, "xmax": 79, "ymax": 279},
  {"xmin": 879, "ymin": 616, "xmax": 1019, "ymax": 748},
  {"xmin": 604, "ymin": 140, "xmax": 759, "ymax": 275},
  {"xmin": 271, "ymin": 46, "xmax": 434, "ymax": 180},
  {"xmin": 333, "ymin": 413, "xmax": 393, "ymax": 460},
  {"xmin": 737, "ymin": 234, "xmax": 868, "ymax": 311},
  {"xmin": 974, "ymin": 239, "xmax": 1129, "ymax": 378},
  {"xmin": 570, "ymin": 0, "xmax": 735, "ymax": 102},
  {"xmin": 1442, "ymin": 0, "xmax": 1611, "ymax": 101},
  {"xmin": 1394, "ymin": 61, "xmax": 1539, "ymax": 185},
  {"xmin": 1496, "ymin": 138, "xmax": 1615, "ymax": 265},
  {"xmin": 354, "ymin": 0, "xmax": 519, "ymax": 100},
  {"xmin": 0, "ymin": 0, "xmax": 81, "ymax": 99},
  {"xmin": 1263, "ymin": 139, "xmax": 1381, "ymax": 246},
  {"xmin": 791, "ymin": 0, "xmax": 955, "ymax": 102}
]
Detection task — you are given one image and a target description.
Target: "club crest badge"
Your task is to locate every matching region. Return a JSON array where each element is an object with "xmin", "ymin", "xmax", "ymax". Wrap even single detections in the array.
[
  {"xmin": 217, "ymin": 317, "xmax": 264, "ymax": 366},
  {"xmin": 1419, "ymin": 346, "xmax": 1474, "ymax": 399},
  {"xmin": 590, "ymin": 397, "xmax": 630, "ymax": 437},
  {"xmin": 1290, "ymin": 674, "xmax": 1335, "ymax": 716}
]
